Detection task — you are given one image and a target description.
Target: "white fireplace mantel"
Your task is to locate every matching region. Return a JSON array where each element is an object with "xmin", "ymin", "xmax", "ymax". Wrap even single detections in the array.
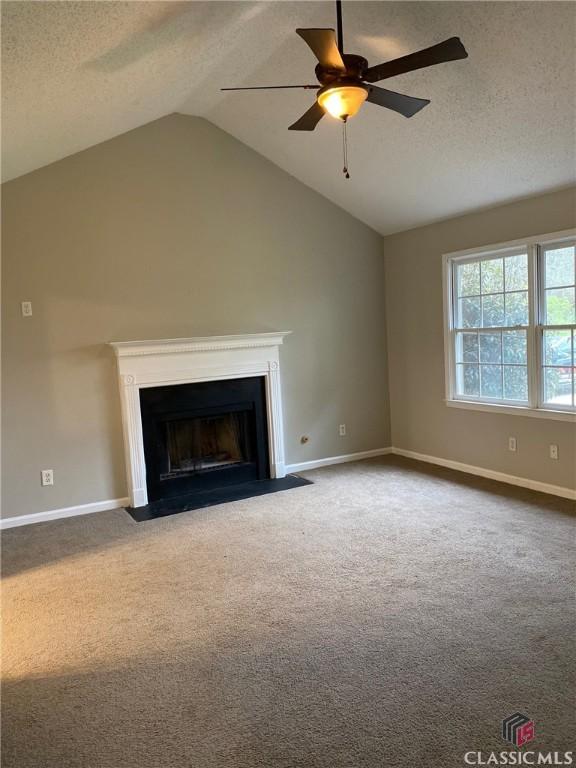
[{"xmin": 109, "ymin": 332, "xmax": 291, "ymax": 508}]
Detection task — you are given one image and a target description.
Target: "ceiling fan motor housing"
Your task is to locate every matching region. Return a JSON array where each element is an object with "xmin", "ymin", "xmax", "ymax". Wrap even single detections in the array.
[{"xmin": 315, "ymin": 54, "xmax": 368, "ymax": 86}]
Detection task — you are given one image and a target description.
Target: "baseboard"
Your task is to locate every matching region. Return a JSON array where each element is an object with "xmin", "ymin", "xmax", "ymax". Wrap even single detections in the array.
[
  {"xmin": 0, "ymin": 497, "xmax": 130, "ymax": 530},
  {"xmin": 3, "ymin": 445, "xmax": 572, "ymax": 530},
  {"xmin": 3, "ymin": 451, "xmax": 393, "ymax": 529},
  {"xmin": 391, "ymin": 448, "xmax": 576, "ymax": 501},
  {"xmin": 286, "ymin": 447, "xmax": 392, "ymax": 474},
  {"xmin": 1, "ymin": 450, "xmax": 393, "ymax": 529}
]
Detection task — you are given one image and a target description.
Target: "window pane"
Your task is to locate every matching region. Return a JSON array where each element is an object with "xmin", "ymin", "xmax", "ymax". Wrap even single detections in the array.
[
  {"xmin": 504, "ymin": 291, "xmax": 528, "ymax": 326},
  {"xmin": 481, "ymin": 258, "xmax": 504, "ymax": 294},
  {"xmin": 458, "ymin": 297, "xmax": 481, "ymax": 328},
  {"xmin": 543, "ymin": 367, "xmax": 574, "ymax": 407},
  {"xmin": 457, "ymin": 364, "xmax": 479, "ymax": 397},
  {"xmin": 479, "ymin": 332, "xmax": 501, "ymax": 363},
  {"xmin": 457, "ymin": 261, "xmax": 480, "ymax": 297},
  {"xmin": 482, "ymin": 294, "xmax": 505, "ymax": 327},
  {"xmin": 456, "ymin": 332, "xmax": 478, "ymax": 363},
  {"xmin": 451, "ymin": 246, "xmax": 576, "ymax": 411},
  {"xmin": 545, "ymin": 287, "xmax": 576, "ymax": 325},
  {"xmin": 503, "ymin": 366, "xmax": 528, "ymax": 401},
  {"xmin": 503, "ymin": 330, "xmax": 527, "ymax": 364},
  {"xmin": 480, "ymin": 365, "xmax": 502, "ymax": 398},
  {"xmin": 544, "ymin": 329, "xmax": 572, "ymax": 366},
  {"xmin": 545, "ymin": 246, "xmax": 575, "ymax": 288},
  {"xmin": 505, "ymin": 253, "xmax": 528, "ymax": 291}
]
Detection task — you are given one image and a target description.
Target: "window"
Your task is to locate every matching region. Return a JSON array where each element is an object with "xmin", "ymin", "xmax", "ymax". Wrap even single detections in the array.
[
  {"xmin": 541, "ymin": 243, "xmax": 575, "ymax": 409},
  {"xmin": 444, "ymin": 230, "xmax": 576, "ymax": 419}
]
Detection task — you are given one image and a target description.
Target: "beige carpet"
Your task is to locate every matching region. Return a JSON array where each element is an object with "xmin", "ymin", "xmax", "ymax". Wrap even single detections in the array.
[{"xmin": 2, "ymin": 456, "xmax": 575, "ymax": 768}]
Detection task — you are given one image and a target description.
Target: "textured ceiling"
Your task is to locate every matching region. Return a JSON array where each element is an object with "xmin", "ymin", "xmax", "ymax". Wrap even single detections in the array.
[{"xmin": 2, "ymin": 1, "xmax": 575, "ymax": 234}]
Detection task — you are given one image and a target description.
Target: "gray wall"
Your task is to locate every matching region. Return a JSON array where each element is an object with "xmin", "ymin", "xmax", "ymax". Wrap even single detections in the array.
[
  {"xmin": 3, "ymin": 113, "xmax": 574, "ymax": 519},
  {"xmin": 384, "ymin": 187, "xmax": 576, "ymax": 491},
  {"xmin": 1, "ymin": 114, "xmax": 390, "ymax": 518}
]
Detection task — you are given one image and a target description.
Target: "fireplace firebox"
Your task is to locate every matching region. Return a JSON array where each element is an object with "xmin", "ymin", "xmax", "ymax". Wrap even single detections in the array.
[{"xmin": 140, "ymin": 377, "xmax": 270, "ymax": 502}]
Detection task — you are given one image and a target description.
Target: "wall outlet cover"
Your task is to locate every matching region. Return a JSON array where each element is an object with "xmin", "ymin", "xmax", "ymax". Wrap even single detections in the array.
[{"xmin": 41, "ymin": 469, "xmax": 54, "ymax": 486}]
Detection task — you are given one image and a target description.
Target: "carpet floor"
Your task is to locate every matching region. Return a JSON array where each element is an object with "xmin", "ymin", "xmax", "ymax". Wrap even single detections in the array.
[{"xmin": 2, "ymin": 456, "xmax": 575, "ymax": 768}]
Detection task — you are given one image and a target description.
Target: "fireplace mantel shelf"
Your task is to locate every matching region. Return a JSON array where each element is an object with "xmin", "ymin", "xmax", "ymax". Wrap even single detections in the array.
[
  {"xmin": 109, "ymin": 332, "xmax": 292, "ymax": 358},
  {"xmin": 108, "ymin": 332, "xmax": 291, "ymax": 508}
]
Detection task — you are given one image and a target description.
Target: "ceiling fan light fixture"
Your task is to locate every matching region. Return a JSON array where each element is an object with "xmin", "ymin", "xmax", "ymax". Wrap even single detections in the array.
[{"xmin": 317, "ymin": 84, "xmax": 368, "ymax": 120}]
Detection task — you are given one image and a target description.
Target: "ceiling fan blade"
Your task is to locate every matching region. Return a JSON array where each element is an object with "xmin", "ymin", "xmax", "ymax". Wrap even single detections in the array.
[
  {"xmin": 366, "ymin": 85, "xmax": 430, "ymax": 117},
  {"xmin": 288, "ymin": 101, "xmax": 325, "ymax": 131},
  {"xmin": 363, "ymin": 37, "xmax": 468, "ymax": 83},
  {"xmin": 221, "ymin": 85, "xmax": 318, "ymax": 91},
  {"xmin": 296, "ymin": 28, "xmax": 345, "ymax": 70}
]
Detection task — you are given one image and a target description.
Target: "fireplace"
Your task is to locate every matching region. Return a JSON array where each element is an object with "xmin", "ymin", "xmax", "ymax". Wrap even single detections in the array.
[
  {"xmin": 140, "ymin": 377, "xmax": 269, "ymax": 502},
  {"xmin": 109, "ymin": 334, "xmax": 312, "ymax": 521},
  {"xmin": 109, "ymin": 333, "xmax": 293, "ymax": 510}
]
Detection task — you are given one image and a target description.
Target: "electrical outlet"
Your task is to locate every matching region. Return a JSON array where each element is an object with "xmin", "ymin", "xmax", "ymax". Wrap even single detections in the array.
[
  {"xmin": 508, "ymin": 437, "xmax": 517, "ymax": 452},
  {"xmin": 21, "ymin": 301, "xmax": 33, "ymax": 317},
  {"xmin": 41, "ymin": 469, "xmax": 54, "ymax": 486},
  {"xmin": 339, "ymin": 424, "xmax": 346, "ymax": 437},
  {"xmin": 549, "ymin": 444, "xmax": 559, "ymax": 460}
]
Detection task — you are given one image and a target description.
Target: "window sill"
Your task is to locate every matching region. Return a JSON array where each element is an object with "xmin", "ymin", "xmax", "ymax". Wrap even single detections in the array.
[{"xmin": 445, "ymin": 399, "xmax": 576, "ymax": 422}]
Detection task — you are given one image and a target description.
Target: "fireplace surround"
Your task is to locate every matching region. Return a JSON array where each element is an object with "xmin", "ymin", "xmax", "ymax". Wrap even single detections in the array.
[
  {"xmin": 140, "ymin": 376, "xmax": 269, "ymax": 502},
  {"xmin": 109, "ymin": 333, "xmax": 291, "ymax": 508}
]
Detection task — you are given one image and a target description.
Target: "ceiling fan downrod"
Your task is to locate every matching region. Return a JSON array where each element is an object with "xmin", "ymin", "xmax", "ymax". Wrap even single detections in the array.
[{"xmin": 336, "ymin": 0, "xmax": 344, "ymax": 54}]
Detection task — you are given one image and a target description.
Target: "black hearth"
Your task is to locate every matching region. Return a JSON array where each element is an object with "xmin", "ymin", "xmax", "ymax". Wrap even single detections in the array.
[{"xmin": 139, "ymin": 377, "xmax": 270, "ymax": 503}]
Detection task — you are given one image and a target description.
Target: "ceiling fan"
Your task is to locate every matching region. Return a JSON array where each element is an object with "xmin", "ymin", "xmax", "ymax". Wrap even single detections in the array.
[{"xmin": 222, "ymin": 0, "xmax": 468, "ymax": 130}]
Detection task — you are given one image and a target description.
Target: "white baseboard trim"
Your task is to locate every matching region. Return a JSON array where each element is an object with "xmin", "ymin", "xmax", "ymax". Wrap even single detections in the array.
[
  {"xmin": 0, "ymin": 497, "xmax": 130, "ymax": 530},
  {"xmin": 2, "ymin": 449, "xmax": 392, "ymax": 530},
  {"xmin": 391, "ymin": 448, "xmax": 576, "ymax": 501},
  {"xmin": 3, "ymin": 445, "xmax": 573, "ymax": 530},
  {"xmin": 286, "ymin": 447, "xmax": 392, "ymax": 474}
]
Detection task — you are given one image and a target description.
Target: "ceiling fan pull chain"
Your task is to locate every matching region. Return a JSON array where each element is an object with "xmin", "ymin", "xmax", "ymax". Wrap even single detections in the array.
[{"xmin": 342, "ymin": 118, "xmax": 350, "ymax": 179}]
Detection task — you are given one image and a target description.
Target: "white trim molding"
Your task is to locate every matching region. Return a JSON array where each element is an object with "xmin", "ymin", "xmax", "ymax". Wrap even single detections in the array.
[
  {"xmin": 286, "ymin": 448, "xmax": 392, "ymax": 473},
  {"xmin": 391, "ymin": 448, "xmax": 576, "ymax": 500},
  {"xmin": 442, "ymin": 228, "xmax": 576, "ymax": 420},
  {"xmin": 110, "ymin": 333, "xmax": 291, "ymax": 358},
  {"xmin": 0, "ymin": 497, "xmax": 130, "ymax": 530},
  {"xmin": 445, "ymin": 398, "xmax": 576, "ymax": 422},
  {"xmin": 3, "ymin": 446, "xmax": 573, "ymax": 529},
  {"xmin": 109, "ymin": 333, "xmax": 292, "ymax": 508},
  {"xmin": 288, "ymin": 446, "xmax": 575, "ymax": 500}
]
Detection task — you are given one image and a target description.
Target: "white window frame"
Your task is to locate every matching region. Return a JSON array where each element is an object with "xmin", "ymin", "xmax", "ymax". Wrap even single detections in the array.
[{"xmin": 443, "ymin": 228, "xmax": 576, "ymax": 423}]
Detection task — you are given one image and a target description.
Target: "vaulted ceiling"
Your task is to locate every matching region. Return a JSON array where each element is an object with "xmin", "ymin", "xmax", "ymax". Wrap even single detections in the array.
[{"xmin": 2, "ymin": 1, "xmax": 575, "ymax": 234}]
